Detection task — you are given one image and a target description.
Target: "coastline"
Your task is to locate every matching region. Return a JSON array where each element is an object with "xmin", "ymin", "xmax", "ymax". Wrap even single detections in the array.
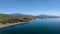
[{"xmin": 0, "ymin": 19, "xmax": 36, "ymax": 28}]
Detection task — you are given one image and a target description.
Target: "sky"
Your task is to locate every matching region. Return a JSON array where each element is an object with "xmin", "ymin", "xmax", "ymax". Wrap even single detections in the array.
[{"xmin": 0, "ymin": 0, "xmax": 60, "ymax": 16}]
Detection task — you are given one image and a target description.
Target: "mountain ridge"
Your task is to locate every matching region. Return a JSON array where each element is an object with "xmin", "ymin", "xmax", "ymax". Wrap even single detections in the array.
[
  {"xmin": 37, "ymin": 15, "xmax": 60, "ymax": 18},
  {"xmin": 0, "ymin": 13, "xmax": 60, "ymax": 18}
]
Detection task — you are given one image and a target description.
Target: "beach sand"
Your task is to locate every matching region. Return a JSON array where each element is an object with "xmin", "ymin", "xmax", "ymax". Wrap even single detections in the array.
[
  {"xmin": 0, "ymin": 19, "xmax": 35, "ymax": 28},
  {"xmin": 0, "ymin": 22, "xmax": 26, "ymax": 28}
]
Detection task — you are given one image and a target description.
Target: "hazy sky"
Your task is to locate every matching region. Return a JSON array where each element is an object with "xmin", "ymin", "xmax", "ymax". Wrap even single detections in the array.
[{"xmin": 0, "ymin": 0, "xmax": 60, "ymax": 16}]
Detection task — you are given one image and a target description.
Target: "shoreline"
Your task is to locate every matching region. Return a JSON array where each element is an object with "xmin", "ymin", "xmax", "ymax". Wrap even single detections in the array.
[{"xmin": 0, "ymin": 19, "xmax": 36, "ymax": 28}]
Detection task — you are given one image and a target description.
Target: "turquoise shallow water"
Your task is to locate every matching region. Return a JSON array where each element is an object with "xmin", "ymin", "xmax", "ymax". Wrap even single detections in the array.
[{"xmin": 0, "ymin": 18, "xmax": 60, "ymax": 34}]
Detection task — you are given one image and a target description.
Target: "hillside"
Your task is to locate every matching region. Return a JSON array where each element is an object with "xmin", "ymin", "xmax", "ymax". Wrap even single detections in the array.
[{"xmin": 0, "ymin": 13, "xmax": 36, "ymax": 25}]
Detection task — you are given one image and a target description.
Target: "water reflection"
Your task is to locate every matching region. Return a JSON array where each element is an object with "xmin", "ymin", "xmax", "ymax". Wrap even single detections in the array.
[{"xmin": 0, "ymin": 18, "xmax": 60, "ymax": 34}]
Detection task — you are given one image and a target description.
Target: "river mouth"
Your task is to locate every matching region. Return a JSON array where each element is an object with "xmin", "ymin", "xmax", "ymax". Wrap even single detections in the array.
[{"xmin": 0, "ymin": 18, "xmax": 60, "ymax": 34}]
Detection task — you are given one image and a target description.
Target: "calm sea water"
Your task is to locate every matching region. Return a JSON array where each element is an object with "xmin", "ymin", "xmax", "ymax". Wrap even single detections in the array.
[{"xmin": 0, "ymin": 18, "xmax": 60, "ymax": 34}]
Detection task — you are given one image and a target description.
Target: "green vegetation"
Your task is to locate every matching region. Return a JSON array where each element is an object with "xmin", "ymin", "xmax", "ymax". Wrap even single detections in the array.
[
  {"xmin": 0, "ymin": 17, "xmax": 35, "ymax": 24},
  {"xmin": 0, "ymin": 14, "xmax": 36, "ymax": 28},
  {"xmin": 0, "ymin": 14, "xmax": 36, "ymax": 25}
]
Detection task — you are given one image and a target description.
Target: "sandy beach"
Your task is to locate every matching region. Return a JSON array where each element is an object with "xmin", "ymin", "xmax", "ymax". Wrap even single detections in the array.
[
  {"xmin": 0, "ymin": 19, "xmax": 35, "ymax": 28},
  {"xmin": 0, "ymin": 22, "xmax": 26, "ymax": 28}
]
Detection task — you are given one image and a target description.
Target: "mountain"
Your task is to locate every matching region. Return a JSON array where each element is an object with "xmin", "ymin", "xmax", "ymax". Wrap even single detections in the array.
[
  {"xmin": 0, "ymin": 13, "xmax": 59, "ymax": 19},
  {"xmin": 10, "ymin": 13, "xmax": 25, "ymax": 16},
  {"xmin": 0, "ymin": 13, "xmax": 36, "ymax": 19},
  {"xmin": 10, "ymin": 13, "xmax": 36, "ymax": 17},
  {"xmin": 0, "ymin": 13, "xmax": 33, "ymax": 16},
  {"xmin": 37, "ymin": 15, "xmax": 60, "ymax": 18}
]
